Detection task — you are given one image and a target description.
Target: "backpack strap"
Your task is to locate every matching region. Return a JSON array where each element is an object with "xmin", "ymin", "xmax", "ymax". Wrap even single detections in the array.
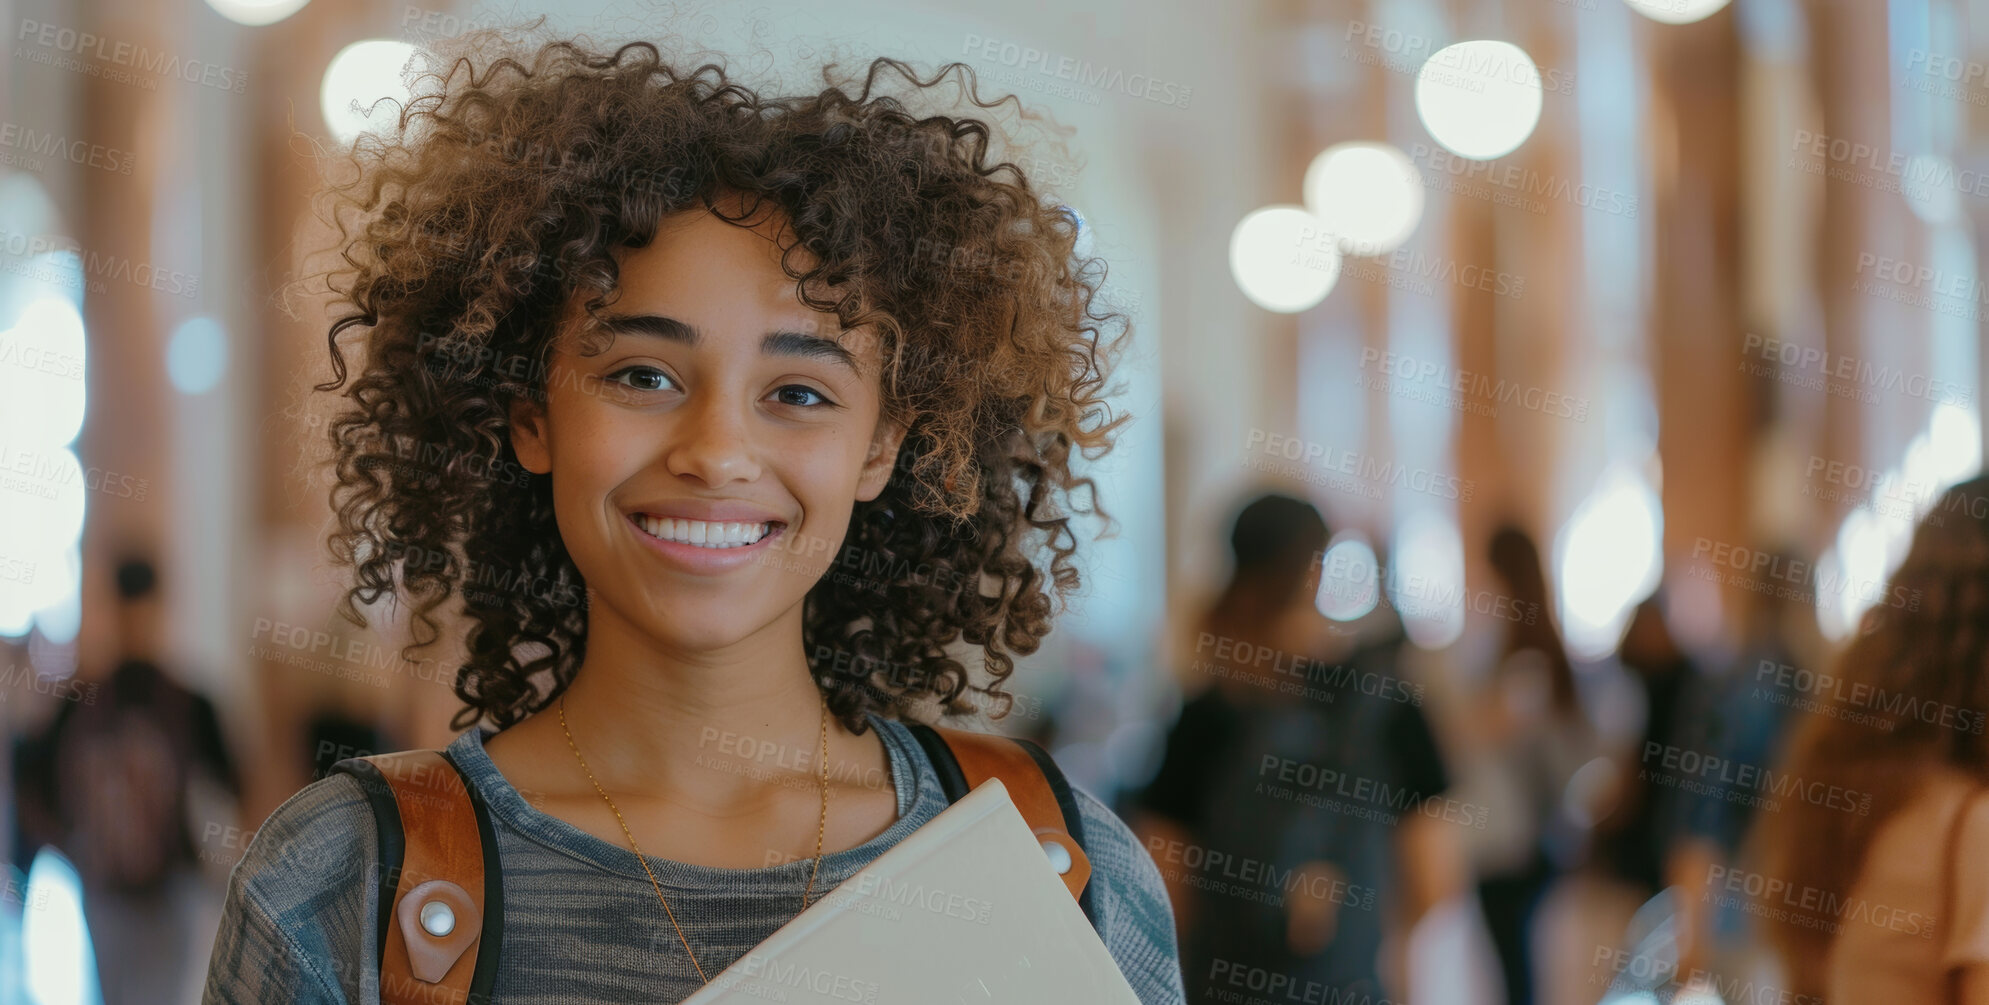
[
  {"xmin": 331, "ymin": 749, "xmax": 502, "ymax": 1005},
  {"xmin": 903, "ymin": 721, "xmax": 1099, "ymax": 929}
]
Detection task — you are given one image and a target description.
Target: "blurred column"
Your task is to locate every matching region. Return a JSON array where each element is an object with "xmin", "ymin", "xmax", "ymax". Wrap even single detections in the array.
[
  {"xmin": 1733, "ymin": 0, "xmax": 1824, "ymax": 586},
  {"xmin": 243, "ymin": 0, "xmax": 426, "ymax": 821},
  {"xmin": 1971, "ymin": 1, "xmax": 1989, "ymax": 439},
  {"xmin": 1448, "ymin": 0, "xmax": 1584, "ymax": 653},
  {"xmin": 1297, "ymin": 0, "xmax": 1390, "ymax": 541},
  {"xmin": 75, "ymin": 6, "xmax": 170, "ymax": 678},
  {"xmin": 1490, "ymin": 1, "xmax": 1582, "ymax": 539},
  {"xmin": 1648, "ymin": 7, "xmax": 1751, "ymax": 647},
  {"xmin": 1157, "ymin": 0, "xmax": 1290, "ymax": 656},
  {"xmin": 1451, "ymin": 189, "xmax": 1499, "ymax": 551},
  {"xmin": 1799, "ymin": 0, "xmax": 1917, "ymax": 646}
]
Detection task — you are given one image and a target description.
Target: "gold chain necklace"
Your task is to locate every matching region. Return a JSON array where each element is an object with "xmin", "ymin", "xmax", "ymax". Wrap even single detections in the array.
[{"xmin": 558, "ymin": 692, "xmax": 831, "ymax": 986}]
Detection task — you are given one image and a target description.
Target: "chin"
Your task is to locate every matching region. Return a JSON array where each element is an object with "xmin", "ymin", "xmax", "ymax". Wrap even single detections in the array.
[{"xmin": 643, "ymin": 590, "xmax": 789, "ymax": 650}]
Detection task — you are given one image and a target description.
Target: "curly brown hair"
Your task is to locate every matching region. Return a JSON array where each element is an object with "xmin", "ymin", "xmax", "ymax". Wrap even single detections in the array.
[
  {"xmin": 309, "ymin": 27, "xmax": 1131, "ymax": 735},
  {"xmin": 1759, "ymin": 474, "xmax": 1988, "ymax": 995}
]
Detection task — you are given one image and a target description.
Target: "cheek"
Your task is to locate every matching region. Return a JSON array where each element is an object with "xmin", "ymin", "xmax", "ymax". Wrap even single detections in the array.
[
  {"xmin": 546, "ymin": 403, "xmax": 640, "ymax": 532},
  {"xmin": 789, "ymin": 441, "xmax": 865, "ymax": 520},
  {"xmin": 771, "ymin": 427, "xmax": 876, "ymax": 568},
  {"xmin": 775, "ymin": 421, "xmax": 879, "ymax": 549}
]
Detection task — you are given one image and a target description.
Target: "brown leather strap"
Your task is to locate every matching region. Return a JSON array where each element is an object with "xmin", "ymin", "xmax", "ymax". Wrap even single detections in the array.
[
  {"xmin": 366, "ymin": 750, "xmax": 486, "ymax": 1005},
  {"xmin": 928, "ymin": 724, "xmax": 1093, "ymax": 903}
]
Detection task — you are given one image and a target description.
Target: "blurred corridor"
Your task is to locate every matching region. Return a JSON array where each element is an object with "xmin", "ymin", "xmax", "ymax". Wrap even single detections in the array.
[{"xmin": 3, "ymin": 0, "xmax": 1987, "ymax": 1003}]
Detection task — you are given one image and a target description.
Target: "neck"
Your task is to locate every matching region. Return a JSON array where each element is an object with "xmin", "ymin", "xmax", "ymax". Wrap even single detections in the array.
[{"xmin": 554, "ymin": 597, "xmax": 836, "ymax": 804}]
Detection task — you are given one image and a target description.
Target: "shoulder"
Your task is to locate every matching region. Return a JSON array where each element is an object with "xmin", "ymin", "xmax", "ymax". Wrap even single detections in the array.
[
  {"xmin": 1069, "ymin": 780, "xmax": 1187, "ymax": 1005},
  {"xmin": 1925, "ymin": 776, "xmax": 1989, "ymax": 963},
  {"xmin": 1843, "ymin": 772, "xmax": 1989, "ymax": 959},
  {"xmin": 203, "ymin": 770, "xmax": 379, "ymax": 1004},
  {"xmin": 887, "ymin": 716, "xmax": 1185, "ymax": 1002},
  {"xmin": 1876, "ymin": 772, "xmax": 1989, "ymax": 863},
  {"xmin": 232, "ymin": 770, "xmax": 378, "ymax": 905}
]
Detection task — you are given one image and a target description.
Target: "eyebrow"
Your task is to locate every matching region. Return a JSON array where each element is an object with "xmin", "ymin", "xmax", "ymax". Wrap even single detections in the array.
[{"xmin": 595, "ymin": 312, "xmax": 861, "ymax": 376}]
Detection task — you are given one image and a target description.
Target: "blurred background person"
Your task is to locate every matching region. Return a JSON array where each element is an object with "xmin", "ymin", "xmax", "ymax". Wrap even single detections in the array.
[
  {"xmin": 1650, "ymin": 546, "xmax": 1816, "ymax": 988},
  {"xmin": 1447, "ymin": 524, "xmax": 1600, "ymax": 1005},
  {"xmin": 1561, "ymin": 591, "xmax": 1702, "ymax": 1002},
  {"xmin": 11, "ymin": 552, "xmax": 239, "ymax": 1005},
  {"xmin": 1131, "ymin": 492, "xmax": 1463, "ymax": 1002},
  {"xmin": 1592, "ymin": 593, "xmax": 1695, "ymax": 903},
  {"xmin": 1763, "ymin": 474, "xmax": 1989, "ymax": 1002}
]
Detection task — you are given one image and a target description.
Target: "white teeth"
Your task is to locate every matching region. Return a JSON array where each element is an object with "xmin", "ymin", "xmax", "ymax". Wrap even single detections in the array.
[{"xmin": 637, "ymin": 516, "xmax": 774, "ymax": 549}]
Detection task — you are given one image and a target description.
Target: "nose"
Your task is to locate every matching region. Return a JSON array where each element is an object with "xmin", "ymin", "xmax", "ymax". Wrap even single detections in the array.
[{"xmin": 662, "ymin": 385, "xmax": 762, "ymax": 488}]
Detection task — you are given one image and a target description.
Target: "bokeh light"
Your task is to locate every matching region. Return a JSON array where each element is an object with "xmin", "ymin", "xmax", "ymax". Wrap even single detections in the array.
[
  {"xmin": 0, "ymin": 297, "xmax": 87, "ymax": 446},
  {"xmin": 1921, "ymin": 401, "xmax": 1983, "ymax": 493},
  {"xmin": 1818, "ymin": 507, "xmax": 1896, "ymax": 642},
  {"xmin": 1557, "ymin": 465, "xmax": 1663, "ymax": 660},
  {"xmin": 22, "ymin": 847, "xmax": 99, "ymax": 1005},
  {"xmin": 0, "ymin": 296, "xmax": 87, "ymax": 638},
  {"xmin": 1902, "ymin": 154, "xmax": 1962, "ymax": 224},
  {"xmin": 1415, "ymin": 40, "xmax": 1544, "ymax": 161},
  {"xmin": 167, "ymin": 317, "xmax": 229, "ymax": 395},
  {"xmin": 1390, "ymin": 509, "xmax": 1466, "ymax": 649},
  {"xmin": 1302, "ymin": 142, "xmax": 1425, "ymax": 257},
  {"xmin": 1228, "ymin": 205, "xmax": 1340, "ymax": 313},
  {"xmin": 1622, "ymin": 0, "xmax": 1733, "ymax": 25},
  {"xmin": 1815, "ymin": 403, "xmax": 1982, "ymax": 642},
  {"xmin": 203, "ymin": 0, "xmax": 312, "ymax": 26},
  {"xmin": 1315, "ymin": 533, "xmax": 1383, "ymax": 621},
  {"xmin": 320, "ymin": 40, "xmax": 423, "ymax": 145}
]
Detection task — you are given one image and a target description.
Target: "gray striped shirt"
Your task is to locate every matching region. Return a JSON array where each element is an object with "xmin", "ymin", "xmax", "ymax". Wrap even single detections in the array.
[{"xmin": 200, "ymin": 712, "xmax": 1186, "ymax": 1004}]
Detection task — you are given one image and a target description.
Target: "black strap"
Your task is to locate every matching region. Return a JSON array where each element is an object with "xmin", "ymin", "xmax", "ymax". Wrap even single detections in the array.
[
  {"xmin": 1010, "ymin": 734, "xmax": 1097, "ymax": 927},
  {"xmin": 904, "ymin": 722, "xmax": 1101, "ymax": 932},
  {"xmin": 331, "ymin": 752, "xmax": 504, "ymax": 1004},
  {"xmin": 906, "ymin": 721, "xmax": 971, "ymax": 801},
  {"xmin": 330, "ymin": 757, "xmax": 404, "ymax": 966},
  {"xmin": 440, "ymin": 748, "xmax": 504, "ymax": 1003}
]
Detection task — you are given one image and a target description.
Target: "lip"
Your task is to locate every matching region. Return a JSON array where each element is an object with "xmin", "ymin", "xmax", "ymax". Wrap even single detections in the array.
[{"xmin": 625, "ymin": 512, "xmax": 788, "ymax": 575}]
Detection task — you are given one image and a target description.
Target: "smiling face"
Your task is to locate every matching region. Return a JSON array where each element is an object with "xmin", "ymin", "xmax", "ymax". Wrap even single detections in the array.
[{"xmin": 508, "ymin": 203, "xmax": 906, "ymax": 657}]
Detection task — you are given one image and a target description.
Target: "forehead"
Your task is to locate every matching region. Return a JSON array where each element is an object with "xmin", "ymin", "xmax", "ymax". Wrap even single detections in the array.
[
  {"xmin": 575, "ymin": 208, "xmax": 882, "ymax": 365},
  {"xmin": 630, "ymin": 209, "xmax": 814, "ymax": 321}
]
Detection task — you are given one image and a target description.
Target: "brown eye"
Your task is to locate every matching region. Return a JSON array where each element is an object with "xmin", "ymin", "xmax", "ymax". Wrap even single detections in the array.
[
  {"xmin": 772, "ymin": 384, "xmax": 834, "ymax": 408},
  {"xmin": 606, "ymin": 366, "xmax": 674, "ymax": 392}
]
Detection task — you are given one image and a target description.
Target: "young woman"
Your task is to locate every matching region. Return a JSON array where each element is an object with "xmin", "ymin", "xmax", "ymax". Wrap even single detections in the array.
[
  {"xmin": 1762, "ymin": 474, "xmax": 1989, "ymax": 1003},
  {"xmin": 1457, "ymin": 524, "xmax": 1598, "ymax": 1005},
  {"xmin": 201, "ymin": 31, "xmax": 1183, "ymax": 1004}
]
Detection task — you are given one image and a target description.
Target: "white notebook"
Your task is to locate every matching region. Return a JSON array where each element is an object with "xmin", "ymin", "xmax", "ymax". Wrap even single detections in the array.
[{"xmin": 680, "ymin": 776, "xmax": 1142, "ymax": 1005}]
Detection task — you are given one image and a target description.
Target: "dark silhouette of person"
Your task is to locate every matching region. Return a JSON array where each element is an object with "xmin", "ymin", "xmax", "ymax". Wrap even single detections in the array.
[
  {"xmin": 1131, "ymin": 493, "xmax": 1456, "ymax": 1001},
  {"xmin": 1611, "ymin": 595, "xmax": 1694, "ymax": 889},
  {"xmin": 1471, "ymin": 524, "xmax": 1594, "ymax": 1005},
  {"xmin": 12, "ymin": 551, "xmax": 239, "ymax": 1004}
]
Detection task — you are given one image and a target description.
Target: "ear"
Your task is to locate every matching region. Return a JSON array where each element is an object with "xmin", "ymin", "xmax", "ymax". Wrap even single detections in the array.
[
  {"xmin": 854, "ymin": 416, "xmax": 909, "ymax": 503},
  {"xmin": 509, "ymin": 395, "xmax": 552, "ymax": 475}
]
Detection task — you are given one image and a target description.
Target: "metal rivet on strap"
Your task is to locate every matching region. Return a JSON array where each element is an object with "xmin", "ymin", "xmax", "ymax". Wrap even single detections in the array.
[
  {"xmin": 419, "ymin": 899, "xmax": 456, "ymax": 938},
  {"xmin": 1039, "ymin": 837, "xmax": 1073, "ymax": 875}
]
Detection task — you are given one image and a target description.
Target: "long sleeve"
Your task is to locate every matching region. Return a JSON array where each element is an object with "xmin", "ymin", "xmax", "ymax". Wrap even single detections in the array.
[
  {"xmin": 200, "ymin": 772, "xmax": 378, "ymax": 1005},
  {"xmin": 202, "ymin": 873, "xmax": 348, "ymax": 1005},
  {"xmin": 1074, "ymin": 782, "xmax": 1189, "ymax": 1005}
]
